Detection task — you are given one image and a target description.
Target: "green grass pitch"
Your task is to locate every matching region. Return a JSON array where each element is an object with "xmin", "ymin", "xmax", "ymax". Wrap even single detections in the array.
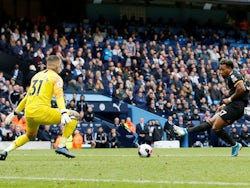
[{"xmin": 0, "ymin": 147, "xmax": 250, "ymax": 188}]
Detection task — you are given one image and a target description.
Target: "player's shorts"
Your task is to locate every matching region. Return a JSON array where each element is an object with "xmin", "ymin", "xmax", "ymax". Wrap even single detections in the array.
[
  {"xmin": 25, "ymin": 107, "xmax": 62, "ymax": 133},
  {"xmin": 219, "ymin": 100, "xmax": 245, "ymax": 124}
]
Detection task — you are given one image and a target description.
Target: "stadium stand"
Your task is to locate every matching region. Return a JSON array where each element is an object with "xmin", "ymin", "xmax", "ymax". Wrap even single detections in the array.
[{"xmin": 0, "ymin": 7, "xmax": 250, "ymax": 147}]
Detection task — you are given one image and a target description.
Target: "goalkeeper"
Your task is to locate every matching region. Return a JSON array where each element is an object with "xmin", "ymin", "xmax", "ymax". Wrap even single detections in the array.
[{"xmin": 0, "ymin": 55, "xmax": 80, "ymax": 160}]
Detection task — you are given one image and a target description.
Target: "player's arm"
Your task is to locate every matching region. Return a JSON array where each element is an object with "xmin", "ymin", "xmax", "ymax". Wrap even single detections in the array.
[
  {"xmin": 5, "ymin": 94, "xmax": 28, "ymax": 124},
  {"xmin": 16, "ymin": 94, "xmax": 28, "ymax": 114},
  {"xmin": 231, "ymin": 80, "xmax": 246, "ymax": 100},
  {"xmin": 53, "ymin": 77, "xmax": 66, "ymax": 110},
  {"xmin": 223, "ymin": 80, "xmax": 246, "ymax": 104},
  {"xmin": 53, "ymin": 76, "xmax": 71, "ymax": 124}
]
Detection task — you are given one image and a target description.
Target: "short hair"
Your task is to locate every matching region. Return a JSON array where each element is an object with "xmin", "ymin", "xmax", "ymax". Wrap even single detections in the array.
[
  {"xmin": 220, "ymin": 59, "xmax": 234, "ymax": 69},
  {"xmin": 46, "ymin": 55, "xmax": 60, "ymax": 65}
]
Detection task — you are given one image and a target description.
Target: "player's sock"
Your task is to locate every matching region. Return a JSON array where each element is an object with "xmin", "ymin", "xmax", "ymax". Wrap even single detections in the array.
[
  {"xmin": 213, "ymin": 128, "xmax": 236, "ymax": 146},
  {"xmin": 187, "ymin": 121, "xmax": 212, "ymax": 133},
  {"xmin": 58, "ymin": 119, "xmax": 77, "ymax": 148},
  {"xmin": 5, "ymin": 134, "xmax": 30, "ymax": 153}
]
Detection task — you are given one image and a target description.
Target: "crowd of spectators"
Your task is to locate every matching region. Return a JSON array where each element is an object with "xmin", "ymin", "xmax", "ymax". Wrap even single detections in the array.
[{"xmin": 1, "ymin": 15, "xmax": 250, "ymax": 147}]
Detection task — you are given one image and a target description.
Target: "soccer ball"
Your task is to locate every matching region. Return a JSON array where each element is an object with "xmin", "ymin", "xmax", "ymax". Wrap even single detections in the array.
[{"xmin": 138, "ymin": 144, "xmax": 153, "ymax": 157}]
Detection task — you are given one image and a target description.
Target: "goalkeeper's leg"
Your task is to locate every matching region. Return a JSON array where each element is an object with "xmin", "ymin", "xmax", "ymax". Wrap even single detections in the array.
[
  {"xmin": 56, "ymin": 110, "xmax": 79, "ymax": 158},
  {"xmin": 58, "ymin": 119, "xmax": 78, "ymax": 148},
  {"xmin": 0, "ymin": 121, "xmax": 39, "ymax": 160}
]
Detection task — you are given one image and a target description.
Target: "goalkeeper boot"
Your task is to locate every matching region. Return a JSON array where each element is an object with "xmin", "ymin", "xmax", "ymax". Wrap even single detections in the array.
[
  {"xmin": 0, "ymin": 151, "xmax": 8, "ymax": 160},
  {"xmin": 231, "ymin": 142, "xmax": 242, "ymax": 157},
  {"xmin": 55, "ymin": 147, "xmax": 75, "ymax": 158},
  {"xmin": 173, "ymin": 125, "xmax": 188, "ymax": 136}
]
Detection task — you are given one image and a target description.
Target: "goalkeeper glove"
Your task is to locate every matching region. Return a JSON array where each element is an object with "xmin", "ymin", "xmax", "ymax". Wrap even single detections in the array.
[
  {"xmin": 61, "ymin": 109, "xmax": 71, "ymax": 124},
  {"xmin": 5, "ymin": 111, "xmax": 18, "ymax": 125}
]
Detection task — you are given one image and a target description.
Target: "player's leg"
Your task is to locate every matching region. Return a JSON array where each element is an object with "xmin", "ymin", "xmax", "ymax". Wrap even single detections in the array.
[
  {"xmin": 0, "ymin": 118, "xmax": 39, "ymax": 160},
  {"xmin": 33, "ymin": 108, "xmax": 79, "ymax": 158},
  {"xmin": 187, "ymin": 121, "xmax": 212, "ymax": 133},
  {"xmin": 212, "ymin": 116, "xmax": 242, "ymax": 156},
  {"xmin": 212, "ymin": 116, "xmax": 235, "ymax": 146},
  {"xmin": 212, "ymin": 105, "xmax": 243, "ymax": 156},
  {"xmin": 174, "ymin": 112, "xmax": 223, "ymax": 136},
  {"xmin": 58, "ymin": 110, "xmax": 79, "ymax": 148},
  {"xmin": 55, "ymin": 110, "xmax": 80, "ymax": 158}
]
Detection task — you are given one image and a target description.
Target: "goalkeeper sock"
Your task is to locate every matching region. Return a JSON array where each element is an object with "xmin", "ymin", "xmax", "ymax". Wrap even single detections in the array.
[
  {"xmin": 59, "ymin": 119, "xmax": 77, "ymax": 148},
  {"xmin": 5, "ymin": 134, "xmax": 30, "ymax": 153},
  {"xmin": 187, "ymin": 121, "xmax": 212, "ymax": 133}
]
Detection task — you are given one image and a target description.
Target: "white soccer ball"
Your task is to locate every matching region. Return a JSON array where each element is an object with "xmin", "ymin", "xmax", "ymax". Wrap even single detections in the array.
[{"xmin": 138, "ymin": 144, "xmax": 153, "ymax": 157}]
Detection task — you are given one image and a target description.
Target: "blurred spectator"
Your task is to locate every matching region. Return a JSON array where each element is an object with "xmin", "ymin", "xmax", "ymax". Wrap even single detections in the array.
[
  {"xmin": 95, "ymin": 126, "xmax": 107, "ymax": 148},
  {"xmin": 108, "ymin": 128, "xmax": 120, "ymax": 148},
  {"xmin": 240, "ymin": 125, "xmax": 250, "ymax": 147},
  {"xmin": 201, "ymin": 110, "xmax": 212, "ymax": 122},
  {"xmin": 0, "ymin": 34, "xmax": 8, "ymax": 51},
  {"xmin": 60, "ymin": 64, "xmax": 77, "ymax": 90},
  {"xmin": 136, "ymin": 117, "xmax": 148, "ymax": 145},
  {"xmin": 13, "ymin": 126, "xmax": 24, "ymax": 139},
  {"xmin": 73, "ymin": 64, "xmax": 82, "ymax": 80},
  {"xmin": 103, "ymin": 45, "xmax": 113, "ymax": 64},
  {"xmin": 147, "ymin": 100, "xmax": 158, "ymax": 114},
  {"xmin": 49, "ymin": 124, "xmax": 61, "ymax": 142},
  {"xmin": 123, "ymin": 90, "xmax": 136, "ymax": 105},
  {"xmin": 72, "ymin": 129, "xmax": 83, "ymax": 149},
  {"xmin": 93, "ymin": 28, "xmax": 104, "ymax": 42},
  {"xmin": 125, "ymin": 37, "xmax": 136, "ymax": 68},
  {"xmin": 164, "ymin": 116, "xmax": 176, "ymax": 140},
  {"xmin": 92, "ymin": 40, "xmax": 103, "ymax": 58},
  {"xmin": 194, "ymin": 83, "xmax": 206, "ymax": 107},
  {"xmin": 5, "ymin": 131, "xmax": 15, "ymax": 141},
  {"xmin": 66, "ymin": 100, "xmax": 77, "ymax": 111},
  {"xmin": 230, "ymin": 126, "xmax": 241, "ymax": 144},
  {"xmin": 0, "ymin": 121, "xmax": 12, "ymax": 141},
  {"xmin": 114, "ymin": 82, "xmax": 127, "ymax": 100},
  {"xmin": 25, "ymin": 65, "xmax": 37, "ymax": 86},
  {"xmin": 84, "ymin": 127, "xmax": 96, "ymax": 148},
  {"xmin": 104, "ymin": 82, "xmax": 115, "ymax": 98},
  {"xmin": 38, "ymin": 125, "xmax": 52, "ymax": 141},
  {"xmin": 10, "ymin": 64, "xmax": 23, "ymax": 85},
  {"xmin": 176, "ymin": 116, "xmax": 188, "ymax": 128},
  {"xmin": 144, "ymin": 120, "xmax": 154, "ymax": 145},
  {"xmin": 76, "ymin": 95, "xmax": 88, "ymax": 113},
  {"xmin": 134, "ymin": 91, "xmax": 147, "ymax": 110},
  {"xmin": 94, "ymin": 79, "xmax": 104, "ymax": 92},
  {"xmin": 84, "ymin": 106, "xmax": 94, "ymax": 122},
  {"xmin": 124, "ymin": 117, "xmax": 138, "ymax": 146},
  {"xmin": 1, "ymin": 100, "xmax": 13, "ymax": 115},
  {"xmin": 210, "ymin": 84, "xmax": 222, "ymax": 105},
  {"xmin": 12, "ymin": 40, "xmax": 24, "ymax": 59},
  {"xmin": 191, "ymin": 108, "xmax": 201, "ymax": 121},
  {"xmin": 153, "ymin": 119, "xmax": 163, "ymax": 142},
  {"xmin": 75, "ymin": 75, "xmax": 85, "ymax": 92},
  {"xmin": 113, "ymin": 117, "xmax": 120, "ymax": 129}
]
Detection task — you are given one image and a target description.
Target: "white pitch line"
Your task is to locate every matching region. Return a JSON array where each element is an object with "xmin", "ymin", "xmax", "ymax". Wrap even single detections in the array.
[
  {"xmin": 9, "ymin": 153, "xmax": 249, "ymax": 157},
  {"xmin": 0, "ymin": 176, "xmax": 250, "ymax": 186}
]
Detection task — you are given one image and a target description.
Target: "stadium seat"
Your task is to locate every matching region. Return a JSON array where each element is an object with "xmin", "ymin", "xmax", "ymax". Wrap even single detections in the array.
[
  {"xmin": 93, "ymin": 122, "xmax": 102, "ymax": 133},
  {"xmin": 80, "ymin": 122, "xmax": 91, "ymax": 133},
  {"xmin": 191, "ymin": 120, "xmax": 201, "ymax": 127}
]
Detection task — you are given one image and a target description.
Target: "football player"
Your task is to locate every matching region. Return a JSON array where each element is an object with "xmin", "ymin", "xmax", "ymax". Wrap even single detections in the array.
[
  {"xmin": 174, "ymin": 59, "xmax": 249, "ymax": 156},
  {"xmin": 0, "ymin": 55, "xmax": 80, "ymax": 160}
]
